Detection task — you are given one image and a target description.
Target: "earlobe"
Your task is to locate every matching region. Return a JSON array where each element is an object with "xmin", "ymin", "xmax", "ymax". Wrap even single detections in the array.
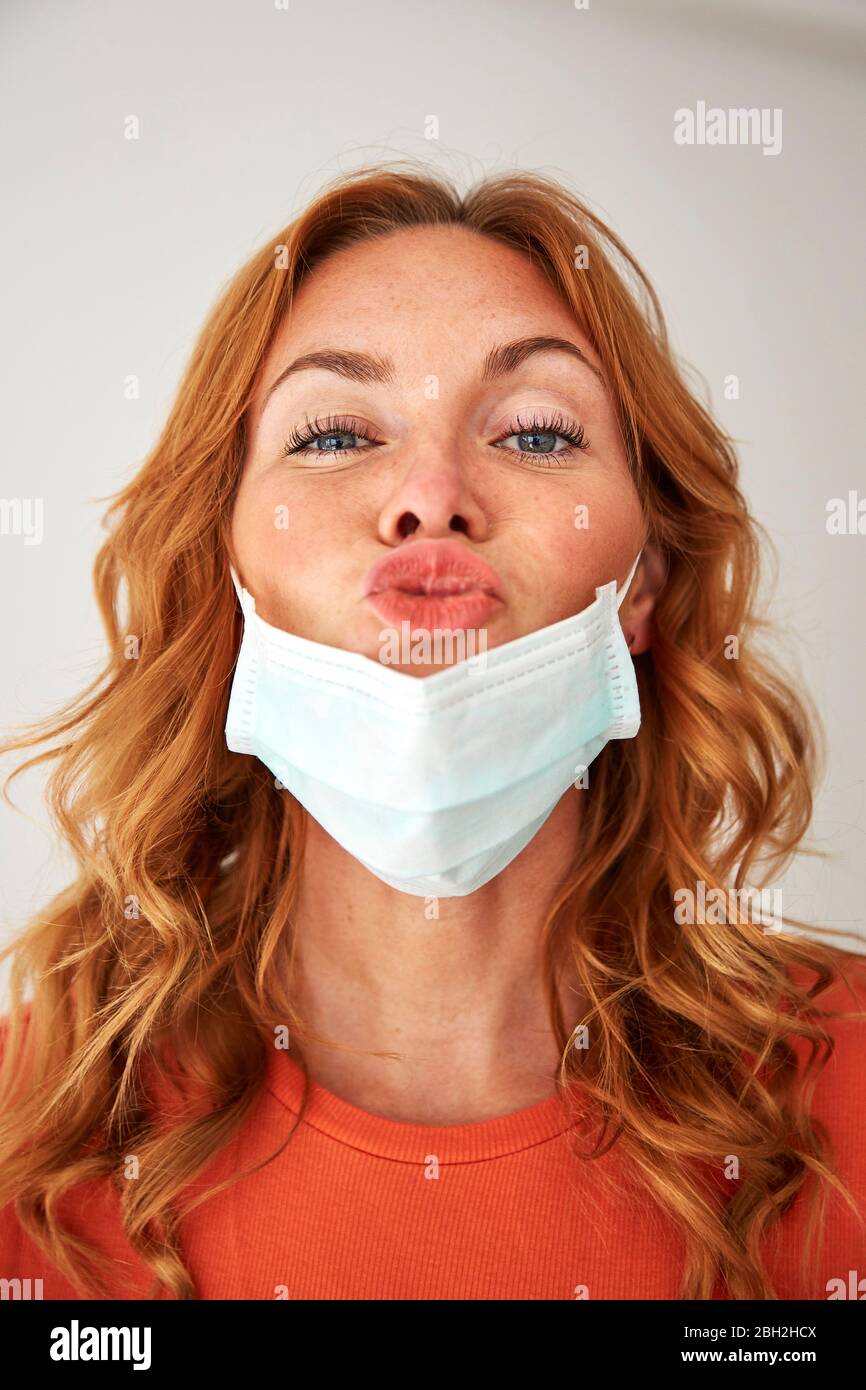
[{"xmin": 627, "ymin": 623, "xmax": 651, "ymax": 656}]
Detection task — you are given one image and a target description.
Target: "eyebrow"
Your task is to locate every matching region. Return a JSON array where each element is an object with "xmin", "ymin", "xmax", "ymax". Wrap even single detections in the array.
[{"xmin": 259, "ymin": 334, "xmax": 605, "ymax": 412}]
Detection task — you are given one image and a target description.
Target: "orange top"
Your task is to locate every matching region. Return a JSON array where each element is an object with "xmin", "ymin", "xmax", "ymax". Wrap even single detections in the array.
[{"xmin": 2, "ymin": 962, "xmax": 866, "ymax": 1300}]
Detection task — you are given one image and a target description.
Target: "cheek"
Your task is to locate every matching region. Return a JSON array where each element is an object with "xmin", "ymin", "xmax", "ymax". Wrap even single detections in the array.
[
  {"xmin": 512, "ymin": 473, "xmax": 642, "ymax": 620},
  {"xmin": 231, "ymin": 471, "xmax": 349, "ymax": 627},
  {"xmin": 528, "ymin": 524, "xmax": 599, "ymax": 621},
  {"xmin": 237, "ymin": 461, "xmax": 366, "ymax": 547}
]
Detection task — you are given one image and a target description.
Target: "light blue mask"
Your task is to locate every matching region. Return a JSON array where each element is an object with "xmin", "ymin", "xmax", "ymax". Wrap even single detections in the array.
[{"xmin": 225, "ymin": 551, "xmax": 642, "ymax": 898}]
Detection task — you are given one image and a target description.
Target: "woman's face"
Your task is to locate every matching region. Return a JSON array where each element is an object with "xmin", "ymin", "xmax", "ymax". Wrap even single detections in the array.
[{"xmin": 231, "ymin": 224, "xmax": 644, "ymax": 675}]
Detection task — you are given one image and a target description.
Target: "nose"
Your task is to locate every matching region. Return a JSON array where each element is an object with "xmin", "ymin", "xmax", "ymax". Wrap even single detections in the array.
[{"xmin": 377, "ymin": 445, "xmax": 489, "ymax": 544}]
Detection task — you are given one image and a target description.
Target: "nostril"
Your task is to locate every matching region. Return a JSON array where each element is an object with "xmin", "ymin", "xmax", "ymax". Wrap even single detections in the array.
[
  {"xmin": 449, "ymin": 514, "xmax": 469, "ymax": 534},
  {"xmin": 397, "ymin": 512, "xmax": 420, "ymax": 539}
]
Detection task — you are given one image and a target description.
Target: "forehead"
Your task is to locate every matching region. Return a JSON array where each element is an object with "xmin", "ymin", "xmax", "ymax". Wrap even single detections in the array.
[{"xmin": 254, "ymin": 225, "xmax": 591, "ymax": 405}]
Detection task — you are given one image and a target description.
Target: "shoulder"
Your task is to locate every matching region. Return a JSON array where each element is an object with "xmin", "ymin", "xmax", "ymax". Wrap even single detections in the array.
[
  {"xmin": 0, "ymin": 1002, "xmax": 156, "ymax": 1298},
  {"xmin": 786, "ymin": 949, "xmax": 866, "ymax": 1063},
  {"xmin": 761, "ymin": 951, "xmax": 866, "ymax": 1292},
  {"xmin": 785, "ymin": 950, "xmax": 866, "ymax": 1093},
  {"xmin": 782, "ymin": 951, "xmax": 866, "ymax": 1200}
]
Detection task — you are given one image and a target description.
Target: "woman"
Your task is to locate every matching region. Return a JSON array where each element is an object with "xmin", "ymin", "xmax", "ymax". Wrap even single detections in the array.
[{"xmin": 1, "ymin": 162, "xmax": 864, "ymax": 1302}]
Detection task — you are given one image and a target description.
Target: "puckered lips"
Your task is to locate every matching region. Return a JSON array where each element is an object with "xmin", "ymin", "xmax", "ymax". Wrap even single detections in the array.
[{"xmin": 362, "ymin": 539, "xmax": 505, "ymax": 631}]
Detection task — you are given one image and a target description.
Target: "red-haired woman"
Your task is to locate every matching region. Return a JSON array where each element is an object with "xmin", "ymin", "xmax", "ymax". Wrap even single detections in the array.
[{"xmin": 1, "ymin": 162, "xmax": 864, "ymax": 1301}]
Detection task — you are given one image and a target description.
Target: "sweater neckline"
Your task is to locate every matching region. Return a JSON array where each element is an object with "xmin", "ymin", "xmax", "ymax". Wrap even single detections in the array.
[{"xmin": 265, "ymin": 1048, "xmax": 580, "ymax": 1163}]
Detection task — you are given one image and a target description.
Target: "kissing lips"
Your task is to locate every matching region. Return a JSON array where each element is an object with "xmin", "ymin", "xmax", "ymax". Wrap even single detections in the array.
[{"xmin": 362, "ymin": 539, "xmax": 504, "ymax": 632}]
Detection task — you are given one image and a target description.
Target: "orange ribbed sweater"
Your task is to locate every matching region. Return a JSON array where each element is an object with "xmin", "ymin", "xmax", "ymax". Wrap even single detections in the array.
[{"xmin": 2, "ymin": 964, "xmax": 866, "ymax": 1300}]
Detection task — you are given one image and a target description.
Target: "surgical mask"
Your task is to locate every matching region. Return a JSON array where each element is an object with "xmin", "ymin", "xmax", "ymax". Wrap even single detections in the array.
[{"xmin": 225, "ymin": 550, "xmax": 642, "ymax": 898}]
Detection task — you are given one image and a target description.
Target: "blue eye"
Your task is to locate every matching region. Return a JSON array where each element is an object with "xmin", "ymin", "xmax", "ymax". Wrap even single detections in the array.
[
  {"xmin": 493, "ymin": 411, "xmax": 590, "ymax": 466},
  {"xmin": 282, "ymin": 409, "xmax": 590, "ymax": 466},
  {"xmin": 283, "ymin": 414, "xmax": 377, "ymax": 457}
]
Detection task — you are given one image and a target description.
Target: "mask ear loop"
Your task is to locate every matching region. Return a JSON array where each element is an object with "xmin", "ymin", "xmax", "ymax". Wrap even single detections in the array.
[
  {"xmin": 229, "ymin": 563, "xmax": 256, "ymax": 619},
  {"xmin": 615, "ymin": 549, "xmax": 643, "ymax": 653},
  {"xmin": 615, "ymin": 549, "xmax": 643, "ymax": 612}
]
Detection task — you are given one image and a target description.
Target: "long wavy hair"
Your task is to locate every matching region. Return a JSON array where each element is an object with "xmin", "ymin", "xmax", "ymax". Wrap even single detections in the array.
[{"xmin": 1, "ymin": 160, "xmax": 864, "ymax": 1301}]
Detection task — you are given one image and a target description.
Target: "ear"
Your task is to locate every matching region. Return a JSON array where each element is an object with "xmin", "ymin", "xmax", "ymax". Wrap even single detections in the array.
[{"xmin": 619, "ymin": 542, "xmax": 666, "ymax": 656}]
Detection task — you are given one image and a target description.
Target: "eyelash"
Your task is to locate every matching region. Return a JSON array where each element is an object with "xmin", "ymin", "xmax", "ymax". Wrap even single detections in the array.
[
  {"xmin": 495, "ymin": 410, "xmax": 590, "ymax": 464},
  {"xmin": 282, "ymin": 410, "xmax": 590, "ymax": 466}
]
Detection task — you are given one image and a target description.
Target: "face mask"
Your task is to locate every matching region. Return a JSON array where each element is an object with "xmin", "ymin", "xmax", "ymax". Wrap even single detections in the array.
[{"xmin": 225, "ymin": 550, "xmax": 642, "ymax": 898}]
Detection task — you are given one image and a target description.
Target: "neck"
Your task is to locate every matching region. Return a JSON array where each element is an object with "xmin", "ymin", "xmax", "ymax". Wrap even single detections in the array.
[{"xmin": 288, "ymin": 791, "xmax": 586, "ymax": 1124}]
